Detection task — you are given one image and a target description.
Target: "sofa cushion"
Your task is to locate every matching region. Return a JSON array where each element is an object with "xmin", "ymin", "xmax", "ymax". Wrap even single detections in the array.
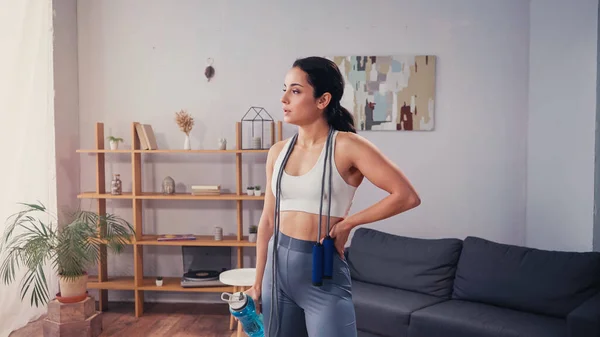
[
  {"xmin": 358, "ymin": 331, "xmax": 387, "ymax": 337},
  {"xmin": 566, "ymin": 291, "xmax": 600, "ymax": 337},
  {"xmin": 347, "ymin": 228, "xmax": 463, "ymax": 298},
  {"xmin": 408, "ymin": 300, "xmax": 567, "ymax": 337},
  {"xmin": 352, "ymin": 280, "xmax": 446, "ymax": 337},
  {"xmin": 452, "ymin": 236, "xmax": 600, "ymax": 318}
]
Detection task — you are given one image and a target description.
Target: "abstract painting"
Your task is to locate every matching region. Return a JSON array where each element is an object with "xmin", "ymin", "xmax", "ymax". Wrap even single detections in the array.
[{"xmin": 328, "ymin": 55, "xmax": 436, "ymax": 131}]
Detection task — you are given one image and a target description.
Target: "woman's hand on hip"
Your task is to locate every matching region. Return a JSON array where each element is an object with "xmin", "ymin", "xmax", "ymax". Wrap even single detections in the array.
[{"xmin": 328, "ymin": 220, "xmax": 352, "ymax": 259}]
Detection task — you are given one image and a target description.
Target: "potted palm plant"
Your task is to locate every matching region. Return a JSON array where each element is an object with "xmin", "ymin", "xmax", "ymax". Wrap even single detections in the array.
[{"xmin": 0, "ymin": 202, "xmax": 134, "ymax": 307}]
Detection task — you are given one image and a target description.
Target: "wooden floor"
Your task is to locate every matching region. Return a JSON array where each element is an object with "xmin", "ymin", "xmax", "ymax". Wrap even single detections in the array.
[{"xmin": 9, "ymin": 302, "xmax": 235, "ymax": 337}]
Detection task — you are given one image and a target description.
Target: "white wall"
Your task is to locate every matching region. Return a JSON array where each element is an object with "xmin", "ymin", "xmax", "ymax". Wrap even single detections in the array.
[
  {"xmin": 593, "ymin": 1, "xmax": 600, "ymax": 253},
  {"xmin": 76, "ymin": 0, "xmax": 531, "ymax": 302},
  {"xmin": 53, "ymin": 0, "xmax": 80, "ymax": 223},
  {"xmin": 596, "ymin": 0, "xmax": 600, "ymax": 252},
  {"xmin": 526, "ymin": 0, "xmax": 599, "ymax": 252},
  {"xmin": 0, "ymin": 0, "xmax": 58, "ymax": 336}
]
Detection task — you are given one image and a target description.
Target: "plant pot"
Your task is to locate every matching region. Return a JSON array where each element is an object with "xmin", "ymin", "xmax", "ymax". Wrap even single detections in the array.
[
  {"xmin": 109, "ymin": 140, "xmax": 119, "ymax": 150},
  {"xmin": 56, "ymin": 291, "xmax": 89, "ymax": 304},
  {"xmin": 58, "ymin": 273, "xmax": 88, "ymax": 301},
  {"xmin": 247, "ymin": 189, "xmax": 254, "ymax": 196},
  {"xmin": 248, "ymin": 233, "xmax": 257, "ymax": 243},
  {"xmin": 156, "ymin": 279, "xmax": 163, "ymax": 287},
  {"xmin": 254, "ymin": 190, "xmax": 261, "ymax": 196}
]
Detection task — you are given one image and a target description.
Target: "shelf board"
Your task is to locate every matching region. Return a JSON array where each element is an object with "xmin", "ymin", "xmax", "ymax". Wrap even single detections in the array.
[
  {"xmin": 77, "ymin": 192, "xmax": 264, "ymax": 201},
  {"xmin": 139, "ymin": 277, "xmax": 233, "ymax": 292},
  {"xmin": 137, "ymin": 192, "xmax": 264, "ymax": 200},
  {"xmin": 87, "ymin": 276, "xmax": 135, "ymax": 290},
  {"xmin": 77, "ymin": 149, "xmax": 269, "ymax": 154},
  {"xmin": 76, "ymin": 149, "xmax": 133, "ymax": 153},
  {"xmin": 137, "ymin": 235, "xmax": 256, "ymax": 247},
  {"xmin": 86, "ymin": 276, "xmax": 233, "ymax": 293},
  {"xmin": 78, "ymin": 192, "xmax": 134, "ymax": 199},
  {"xmin": 134, "ymin": 149, "xmax": 269, "ymax": 154}
]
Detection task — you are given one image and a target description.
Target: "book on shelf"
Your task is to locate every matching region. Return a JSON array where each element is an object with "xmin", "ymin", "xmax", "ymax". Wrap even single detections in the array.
[
  {"xmin": 157, "ymin": 234, "xmax": 196, "ymax": 241},
  {"xmin": 191, "ymin": 185, "xmax": 221, "ymax": 195},
  {"xmin": 135, "ymin": 123, "xmax": 158, "ymax": 150}
]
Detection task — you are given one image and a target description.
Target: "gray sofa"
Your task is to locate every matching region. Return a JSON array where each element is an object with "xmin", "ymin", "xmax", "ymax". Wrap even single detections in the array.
[{"xmin": 345, "ymin": 228, "xmax": 600, "ymax": 337}]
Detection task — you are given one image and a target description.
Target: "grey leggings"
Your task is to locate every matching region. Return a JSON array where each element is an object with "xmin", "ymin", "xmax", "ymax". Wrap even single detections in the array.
[{"xmin": 262, "ymin": 231, "xmax": 357, "ymax": 337}]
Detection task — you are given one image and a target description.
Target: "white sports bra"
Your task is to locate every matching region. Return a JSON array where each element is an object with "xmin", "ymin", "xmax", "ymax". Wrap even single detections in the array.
[{"xmin": 271, "ymin": 130, "xmax": 357, "ymax": 218}]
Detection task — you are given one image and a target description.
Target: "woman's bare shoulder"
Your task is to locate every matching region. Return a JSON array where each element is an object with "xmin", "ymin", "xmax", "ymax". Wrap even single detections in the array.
[
  {"xmin": 335, "ymin": 131, "xmax": 375, "ymax": 154},
  {"xmin": 266, "ymin": 138, "xmax": 291, "ymax": 166},
  {"xmin": 335, "ymin": 131, "xmax": 394, "ymax": 169},
  {"xmin": 270, "ymin": 138, "xmax": 290, "ymax": 155}
]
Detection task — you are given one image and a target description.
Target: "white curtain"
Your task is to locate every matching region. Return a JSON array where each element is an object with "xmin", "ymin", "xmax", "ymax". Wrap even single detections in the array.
[{"xmin": 0, "ymin": 1, "xmax": 57, "ymax": 336}]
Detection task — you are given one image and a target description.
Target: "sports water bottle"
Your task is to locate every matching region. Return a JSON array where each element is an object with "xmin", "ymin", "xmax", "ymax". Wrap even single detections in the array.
[{"xmin": 221, "ymin": 291, "xmax": 264, "ymax": 337}]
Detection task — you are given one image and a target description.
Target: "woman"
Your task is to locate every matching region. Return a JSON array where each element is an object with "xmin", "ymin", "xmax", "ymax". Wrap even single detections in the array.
[{"xmin": 245, "ymin": 56, "xmax": 421, "ymax": 337}]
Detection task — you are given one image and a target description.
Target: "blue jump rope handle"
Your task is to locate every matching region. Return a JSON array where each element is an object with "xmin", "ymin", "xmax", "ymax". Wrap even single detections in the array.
[
  {"xmin": 312, "ymin": 243, "xmax": 324, "ymax": 286},
  {"xmin": 322, "ymin": 236, "xmax": 334, "ymax": 279}
]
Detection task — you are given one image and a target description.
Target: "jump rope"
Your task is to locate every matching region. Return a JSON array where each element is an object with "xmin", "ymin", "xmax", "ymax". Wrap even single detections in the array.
[{"xmin": 268, "ymin": 127, "xmax": 336, "ymax": 337}]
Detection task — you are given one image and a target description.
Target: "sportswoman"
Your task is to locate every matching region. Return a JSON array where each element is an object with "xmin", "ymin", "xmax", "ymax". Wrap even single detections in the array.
[{"xmin": 245, "ymin": 56, "xmax": 421, "ymax": 337}]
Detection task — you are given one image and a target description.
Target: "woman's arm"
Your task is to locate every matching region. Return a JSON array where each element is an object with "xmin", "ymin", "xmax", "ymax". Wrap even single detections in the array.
[
  {"xmin": 340, "ymin": 133, "xmax": 421, "ymax": 230},
  {"xmin": 252, "ymin": 141, "xmax": 283, "ymax": 289}
]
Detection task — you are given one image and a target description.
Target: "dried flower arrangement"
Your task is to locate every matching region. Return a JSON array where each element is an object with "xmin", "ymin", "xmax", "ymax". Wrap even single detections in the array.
[
  {"xmin": 175, "ymin": 109, "xmax": 194, "ymax": 135},
  {"xmin": 175, "ymin": 109, "xmax": 195, "ymax": 150}
]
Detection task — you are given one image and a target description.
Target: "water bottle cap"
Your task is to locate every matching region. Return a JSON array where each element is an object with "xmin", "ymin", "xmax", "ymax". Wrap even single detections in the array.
[{"xmin": 220, "ymin": 291, "xmax": 247, "ymax": 310}]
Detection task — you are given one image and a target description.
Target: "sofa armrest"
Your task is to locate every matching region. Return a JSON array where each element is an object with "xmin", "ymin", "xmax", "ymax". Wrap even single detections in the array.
[{"xmin": 567, "ymin": 290, "xmax": 600, "ymax": 337}]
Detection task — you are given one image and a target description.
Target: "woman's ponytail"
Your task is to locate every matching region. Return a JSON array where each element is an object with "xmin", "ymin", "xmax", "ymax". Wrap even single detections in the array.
[{"xmin": 325, "ymin": 101, "xmax": 356, "ymax": 133}]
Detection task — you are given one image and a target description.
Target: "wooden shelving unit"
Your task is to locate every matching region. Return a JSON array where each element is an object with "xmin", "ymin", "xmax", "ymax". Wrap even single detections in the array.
[{"xmin": 79, "ymin": 121, "xmax": 283, "ymax": 317}]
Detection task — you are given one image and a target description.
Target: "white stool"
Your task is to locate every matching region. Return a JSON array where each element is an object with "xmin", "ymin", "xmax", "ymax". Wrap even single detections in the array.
[{"xmin": 219, "ymin": 268, "xmax": 257, "ymax": 337}]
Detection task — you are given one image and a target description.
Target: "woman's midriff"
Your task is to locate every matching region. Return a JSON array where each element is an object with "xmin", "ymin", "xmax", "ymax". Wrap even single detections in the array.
[{"xmin": 278, "ymin": 211, "xmax": 344, "ymax": 242}]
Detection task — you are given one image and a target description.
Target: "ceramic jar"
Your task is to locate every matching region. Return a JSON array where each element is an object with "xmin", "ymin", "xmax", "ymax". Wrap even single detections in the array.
[
  {"xmin": 218, "ymin": 138, "xmax": 227, "ymax": 150},
  {"xmin": 111, "ymin": 174, "xmax": 122, "ymax": 195}
]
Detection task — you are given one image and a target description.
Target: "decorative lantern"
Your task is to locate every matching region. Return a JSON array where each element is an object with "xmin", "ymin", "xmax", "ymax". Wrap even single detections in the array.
[{"xmin": 240, "ymin": 106, "xmax": 275, "ymax": 150}]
